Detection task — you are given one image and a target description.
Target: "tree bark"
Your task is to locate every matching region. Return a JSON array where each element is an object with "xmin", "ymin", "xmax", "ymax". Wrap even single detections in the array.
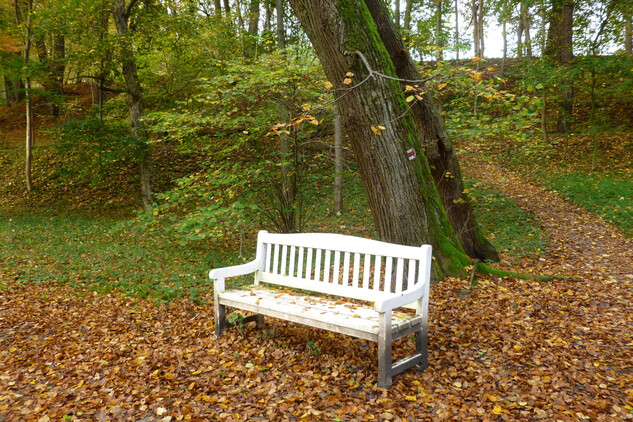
[
  {"xmin": 213, "ymin": 0, "xmax": 222, "ymax": 16},
  {"xmin": 520, "ymin": 1, "xmax": 532, "ymax": 59},
  {"xmin": 112, "ymin": 0, "xmax": 153, "ymax": 209},
  {"xmin": 14, "ymin": 0, "xmax": 34, "ymax": 192},
  {"xmin": 248, "ymin": 0, "xmax": 260, "ymax": 35},
  {"xmin": 276, "ymin": 0, "xmax": 285, "ymax": 48},
  {"xmin": 404, "ymin": 0, "xmax": 412, "ymax": 32},
  {"xmin": 625, "ymin": 10, "xmax": 632, "ymax": 55},
  {"xmin": 545, "ymin": 0, "xmax": 574, "ymax": 133},
  {"xmin": 333, "ymin": 108, "xmax": 343, "ymax": 214},
  {"xmin": 394, "ymin": 0, "xmax": 400, "ymax": 31},
  {"xmin": 289, "ymin": 0, "xmax": 485, "ymax": 279},
  {"xmin": 471, "ymin": 0, "xmax": 484, "ymax": 58},
  {"xmin": 435, "ymin": 0, "xmax": 443, "ymax": 61},
  {"xmin": 366, "ymin": 0, "xmax": 498, "ymax": 263},
  {"xmin": 454, "ymin": 0, "xmax": 459, "ymax": 60}
]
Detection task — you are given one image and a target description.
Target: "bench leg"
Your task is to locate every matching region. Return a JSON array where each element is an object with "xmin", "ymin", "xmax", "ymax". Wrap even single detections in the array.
[
  {"xmin": 215, "ymin": 301, "xmax": 227, "ymax": 338},
  {"xmin": 378, "ymin": 311, "xmax": 393, "ymax": 389},
  {"xmin": 415, "ymin": 323, "xmax": 428, "ymax": 370}
]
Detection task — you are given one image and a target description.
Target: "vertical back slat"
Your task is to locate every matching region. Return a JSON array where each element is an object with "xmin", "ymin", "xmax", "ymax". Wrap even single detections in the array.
[
  {"xmin": 297, "ymin": 247, "xmax": 305, "ymax": 279},
  {"xmin": 281, "ymin": 245, "xmax": 288, "ymax": 276},
  {"xmin": 314, "ymin": 249, "xmax": 322, "ymax": 282},
  {"xmin": 362, "ymin": 254, "xmax": 371, "ymax": 289},
  {"xmin": 265, "ymin": 243, "xmax": 272, "ymax": 273},
  {"xmin": 289, "ymin": 246, "xmax": 296, "ymax": 277},
  {"xmin": 342, "ymin": 252, "xmax": 351, "ymax": 286},
  {"xmin": 273, "ymin": 244, "xmax": 280, "ymax": 274},
  {"xmin": 373, "ymin": 256, "xmax": 382, "ymax": 291},
  {"xmin": 384, "ymin": 256, "xmax": 393, "ymax": 293},
  {"xmin": 333, "ymin": 251, "xmax": 341, "ymax": 284},
  {"xmin": 395, "ymin": 258, "xmax": 404, "ymax": 294},
  {"xmin": 306, "ymin": 247, "xmax": 314, "ymax": 280},
  {"xmin": 323, "ymin": 250, "xmax": 331, "ymax": 283},
  {"xmin": 407, "ymin": 259, "xmax": 417, "ymax": 291},
  {"xmin": 352, "ymin": 253, "xmax": 361, "ymax": 288}
]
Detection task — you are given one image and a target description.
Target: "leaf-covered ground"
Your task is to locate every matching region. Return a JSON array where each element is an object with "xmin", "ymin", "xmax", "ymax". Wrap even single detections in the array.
[{"xmin": 2, "ymin": 158, "xmax": 633, "ymax": 421}]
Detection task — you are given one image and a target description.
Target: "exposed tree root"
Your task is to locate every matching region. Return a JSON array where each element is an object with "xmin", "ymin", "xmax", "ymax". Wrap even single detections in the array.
[{"xmin": 470, "ymin": 261, "xmax": 581, "ymax": 285}]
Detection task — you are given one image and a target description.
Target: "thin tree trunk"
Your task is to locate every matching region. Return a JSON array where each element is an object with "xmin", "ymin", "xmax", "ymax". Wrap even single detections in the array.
[
  {"xmin": 471, "ymin": 0, "xmax": 484, "ymax": 58},
  {"xmin": 435, "ymin": 0, "xmax": 443, "ymax": 61},
  {"xmin": 404, "ymin": 0, "xmax": 412, "ymax": 32},
  {"xmin": 15, "ymin": 0, "xmax": 34, "ymax": 192},
  {"xmin": 394, "ymin": 0, "xmax": 400, "ymax": 31},
  {"xmin": 521, "ymin": 1, "xmax": 532, "ymax": 59},
  {"xmin": 502, "ymin": 19, "xmax": 507, "ymax": 70},
  {"xmin": 276, "ymin": 0, "xmax": 285, "ymax": 49},
  {"xmin": 248, "ymin": 0, "xmax": 260, "ymax": 35},
  {"xmin": 112, "ymin": 0, "xmax": 153, "ymax": 209},
  {"xmin": 213, "ymin": 0, "xmax": 222, "ymax": 16},
  {"xmin": 223, "ymin": 0, "xmax": 230, "ymax": 17},
  {"xmin": 333, "ymin": 108, "xmax": 343, "ymax": 214},
  {"xmin": 366, "ymin": 0, "xmax": 498, "ymax": 262},
  {"xmin": 541, "ymin": 91, "xmax": 549, "ymax": 143},
  {"xmin": 455, "ymin": 0, "xmax": 459, "ymax": 60},
  {"xmin": 264, "ymin": 0, "xmax": 272, "ymax": 31},
  {"xmin": 625, "ymin": 11, "xmax": 632, "ymax": 55},
  {"xmin": 289, "ymin": 0, "xmax": 475, "ymax": 279}
]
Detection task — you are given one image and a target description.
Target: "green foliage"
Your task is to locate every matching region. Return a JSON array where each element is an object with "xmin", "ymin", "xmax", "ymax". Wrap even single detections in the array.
[
  {"xmin": 541, "ymin": 173, "xmax": 633, "ymax": 237},
  {"xmin": 141, "ymin": 48, "xmax": 331, "ymax": 244},
  {"xmin": 48, "ymin": 117, "xmax": 144, "ymax": 187},
  {"xmin": 431, "ymin": 61, "xmax": 540, "ymax": 143},
  {"xmin": 466, "ymin": 179, "xmax": 548, "ymax": 259}
]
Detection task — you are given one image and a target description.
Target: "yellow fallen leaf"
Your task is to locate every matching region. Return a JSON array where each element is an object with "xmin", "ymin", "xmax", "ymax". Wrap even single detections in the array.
[
  {"xmin": 405, "ymin": 395, "xmax": 417, "ymax": 401},
  {"xmin": 493, "ymin": 405, "xmax": 502, "ymax": 415}
]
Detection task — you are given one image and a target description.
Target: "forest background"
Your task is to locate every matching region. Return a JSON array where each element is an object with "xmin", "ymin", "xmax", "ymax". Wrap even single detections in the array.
[{"xmin": 1, "ymin": 0, "xmax": 633, "ymax": 420}]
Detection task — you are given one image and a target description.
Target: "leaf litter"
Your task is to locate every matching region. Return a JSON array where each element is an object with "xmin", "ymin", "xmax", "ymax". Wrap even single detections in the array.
[{"xmin": 2, "ymin": 158, "xmax": 633, "ymax": 421}]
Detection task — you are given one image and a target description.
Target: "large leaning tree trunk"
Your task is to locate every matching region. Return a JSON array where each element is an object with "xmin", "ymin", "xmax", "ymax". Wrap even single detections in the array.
[
  {"xmin": 288, "ymin": 0, "xmax": 476, "ymax": 279},
  {"xmin": 365, "ymin": 0, "xmax": 498, "ymax": 262},
  {"xmin": 112, "ymin": 0, "xmax": 153, "ymax": 209}
]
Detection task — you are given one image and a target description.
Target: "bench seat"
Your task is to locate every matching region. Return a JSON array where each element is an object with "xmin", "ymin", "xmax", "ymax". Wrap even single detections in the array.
[{"xmin": 219, "ymin": 286, "xmax": 424, "ymax": 341}]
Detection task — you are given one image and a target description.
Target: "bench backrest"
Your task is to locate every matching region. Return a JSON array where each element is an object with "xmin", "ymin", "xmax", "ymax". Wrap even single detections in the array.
[{"xmin": 253, "ymin": 231, "xmax": 432, "ymax": 303}]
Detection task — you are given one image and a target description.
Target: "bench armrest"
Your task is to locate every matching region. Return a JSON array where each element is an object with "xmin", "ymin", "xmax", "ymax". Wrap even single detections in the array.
[
  {"xmin": 209, "ymin": 258, "xmax": 264, "ymax": 291},
  {"xmin": 374, "ymin": 284, "xmax": 427, "ymax": 313}
]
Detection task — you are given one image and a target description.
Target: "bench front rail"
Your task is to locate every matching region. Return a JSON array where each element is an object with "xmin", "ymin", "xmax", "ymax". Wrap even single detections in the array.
[{"xmin": 209, "ymin": 231, "xmax": 432, "ymax": 388}]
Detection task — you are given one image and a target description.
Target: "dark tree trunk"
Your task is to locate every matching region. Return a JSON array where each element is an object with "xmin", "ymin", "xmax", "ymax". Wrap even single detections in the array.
[
  {"xmin": 545, "ymin": 0, "xmax": 574, "ymax": 133},
  {"xmin": 365, "ymin": 0, "xmax": 498, "ymax": 262},
  {"xmin": 288, "ymin": 0, "xmax": 478, "ymax": 279},
  {"xmin": 248, "ymin": 0, "xmax": 260, "ymax": 35},
  {"xmin": 213, "ymin": 0, "xmax": 222, "ymax": 16},
  {"xmin": 3, "ymin": 74, "xmax": 24, "ymax": 103},
  {"xmin": 112, "ymin": 0, "xmax": 153, "ymax": 209},
  {"xmin": 394, "ymin": 0, "xmax": 400, "ymax": 30},
  {"xmin": 276, "ymin": 0, "xmax": 285, "ymax": 48}
]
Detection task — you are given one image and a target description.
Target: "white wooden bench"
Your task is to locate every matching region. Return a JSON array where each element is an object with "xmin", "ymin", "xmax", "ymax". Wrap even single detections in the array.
[{"xmin": 209, "ymin": 230, "xmax": 432, "ymax": 388}]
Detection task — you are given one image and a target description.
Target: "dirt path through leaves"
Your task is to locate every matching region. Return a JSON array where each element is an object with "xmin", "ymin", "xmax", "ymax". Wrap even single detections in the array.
[
  {"xmin": 461, "ymin": 155, "xmax": 633, "ymax": 281},
  {"xmin": 1, "ymin": 158, "xmax": 633, "ymax": 421}
]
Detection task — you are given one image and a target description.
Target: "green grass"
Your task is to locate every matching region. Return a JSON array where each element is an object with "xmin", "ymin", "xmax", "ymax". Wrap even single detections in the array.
[
  {"xmin": 0, "ymin": 211, "xmax": 242, "ymax": 302},
  {"xmin": 466, "ymin": 179, "xmax": 548, "ymax": 259},
  {"xmin": 541, "ymin": 172, "xmax": 633, "ymax": 237}
]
